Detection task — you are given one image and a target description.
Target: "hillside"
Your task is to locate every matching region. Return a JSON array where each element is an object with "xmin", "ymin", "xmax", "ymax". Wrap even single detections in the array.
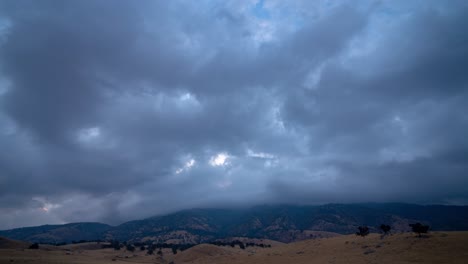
[
  {"xmin": 170, "ymin": 231, "xmax": 468, "ymax": 264},
  {"xmin": 1, "ymin": 203, "xmax": 468, "ymax": 244},
  {"xmin": 0, "ymin": 237, "xmax": 29, "ymax": 249},
  {"xmin": 0, "ymin": 223, "xmax": 111, "ymax": 244},
  {"xmin": 106, "ymin": 203, "xmax": 468, "ymax": 243},
  {"xmin": 0, "ymin": 232, "xmax": 467, "ymax": 263}
]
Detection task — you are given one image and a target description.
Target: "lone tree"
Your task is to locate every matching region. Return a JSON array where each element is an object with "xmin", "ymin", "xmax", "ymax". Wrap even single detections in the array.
[
  {"xmin": 409, "ymin": 223, "xmax": 429, "ymax": 237},
  {"xmin": 380, "ymin": 224, "xmax": 391, "ymax": 235},
  {"xmin": 29, "ymin": 243, "xmax": 39, "ymax": 249},
  {"xmin": 356, "ymin": 226, "xmax": 370, "ymax": 237},
  {"xmin": 109, "ymin": 240, "xmax": 121, "ymax": 250},
  {"xmin": 126, "ymin": 244, "xmax": 135, "ymax": 252}
]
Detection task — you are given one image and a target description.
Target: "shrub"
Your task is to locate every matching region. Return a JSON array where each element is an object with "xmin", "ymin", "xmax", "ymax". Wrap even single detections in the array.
[
  {"xmin": 356, "ymin": 226, "xmax": 370, "ymax": 237},
  {"xmin": 126, "ymin": 244, "xmax": 135, "ymax": 252},
  {"xmin": 29, "ymin": 243, "xmax": 39, "ymax": 249},
  {"xmin": 380, "ymin": 224, "xmax": 391, "ymax": 235},
  {"xmin": 111, "ymin": 241, "xmax": 121, "ymax": 250},
  {"xmin": 409, "ymin": 223, "xmax": 429, "ymax": 237}
]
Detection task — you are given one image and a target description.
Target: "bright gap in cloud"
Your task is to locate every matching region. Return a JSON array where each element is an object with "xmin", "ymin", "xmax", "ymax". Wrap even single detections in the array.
[
  {"xmin": 175, "ymin": 159, "xmax": 196, "ymax": 174},
  {"xmin": 175, "ymin": 92, "xmax": 201, "ymax": 111},
  {"xmin": 252, "ymin": 0, "xmax": 270, "ymax": 20},
  {"xmin": 209, "ymin": 153, "xmax": 229, "ymax": 166}
]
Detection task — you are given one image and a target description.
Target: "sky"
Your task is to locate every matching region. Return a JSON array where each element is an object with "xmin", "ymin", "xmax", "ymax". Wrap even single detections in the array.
[{"xmin": 0, "ymin": 0, "xmax": 467, "ymax": 229}]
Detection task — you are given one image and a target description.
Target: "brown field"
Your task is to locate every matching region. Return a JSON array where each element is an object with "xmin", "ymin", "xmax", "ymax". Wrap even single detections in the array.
[{"xmin": 1, "ymin": 232, "xmax": 468, "ymax": 264}]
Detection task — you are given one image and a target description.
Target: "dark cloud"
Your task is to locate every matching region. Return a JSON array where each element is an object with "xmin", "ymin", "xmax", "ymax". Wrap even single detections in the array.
[{"xmin": 0, "ymin": 0, "xmax": 467, "ymax": 229}]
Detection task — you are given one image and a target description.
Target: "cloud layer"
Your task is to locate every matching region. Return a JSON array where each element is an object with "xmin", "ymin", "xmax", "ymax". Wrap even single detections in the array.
[{"xmin": 0, "ymin": 0, "xmax": 467, "ymax": 229}]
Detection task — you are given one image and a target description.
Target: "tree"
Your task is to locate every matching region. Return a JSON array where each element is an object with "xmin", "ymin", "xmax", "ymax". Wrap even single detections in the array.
[
  {"xmin": 112, "ymin": 242, "xmax": 121, "ymax": 251},
  {"xmin": 380, "ymin": 224, "xmax": 391, "ymax": 235},
  {"xmin": 147, "ymin": 249, "xmax": 154, "ymax": 255},
  {"xmin": 171, "ymin": 246, "xmax": 177, "ymax": 254},
  {"xmin": 29, "ymin": 243, "xmax": 39, "ymax": 249},
  {"xmin": 409, "ymin": 223, "xmax": 429, "ymax": 237},
  {"xmin": 140, "ymin": 245, "xmax": 146, "ymax": 251},
  {"xmin": 356, "ymin": 226, "xmax": 370, "ymax": 237},
  {"xmin": 126, "ymin": 244, "xmax": 135, "ymax": 252}
]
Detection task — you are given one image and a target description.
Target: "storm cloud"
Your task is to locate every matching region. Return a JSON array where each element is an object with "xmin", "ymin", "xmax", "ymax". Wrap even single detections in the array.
[{"xmin": 0, "ymin": 0, "xmax": 467, "ymax": 229}]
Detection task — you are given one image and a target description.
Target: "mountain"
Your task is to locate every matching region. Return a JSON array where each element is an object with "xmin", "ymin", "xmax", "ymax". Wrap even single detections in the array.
[
  {"xmin": 0, "ymin": 223, "xmax": 111, "ymax": 244},
  {"xmin": 1, "ymin": 203, "xmax": 467, "ymax": 244}
]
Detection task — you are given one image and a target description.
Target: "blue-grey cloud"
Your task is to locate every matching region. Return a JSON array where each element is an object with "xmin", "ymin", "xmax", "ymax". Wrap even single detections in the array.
[{"xmin": 0, "ymin": 0, "xmax": 467, "ymax": 229}]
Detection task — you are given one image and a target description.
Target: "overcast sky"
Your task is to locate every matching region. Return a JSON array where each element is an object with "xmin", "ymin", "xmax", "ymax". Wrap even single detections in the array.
[{"xmin": 0, "ymin": 0, "xmax": 467, "ymax": 229}]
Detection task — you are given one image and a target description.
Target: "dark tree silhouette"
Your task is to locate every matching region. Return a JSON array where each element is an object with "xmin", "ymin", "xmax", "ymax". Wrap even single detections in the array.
[
  {"xmin": 356, "ymin": 226, "xmax": 370, "ymax": 237},
  {"xmin": 409, "ymin": 223, "xmax": 429, "ymax": 237},
  {"xmin": 126, "ymin": 244, "xmax": 135, "ymax": 252},
  {"xmin": 29, "ymin": 243, "xmax": 39, "ymax": 249},
  {"xmin": 239, "ymin": 242, "xmax": 245, "ymax": 250},
  {"xmin": 147, "ymin": 249, "xmax": 154, "ymax": 255},
  {"xmin": 113, "ymin": 242, "xmax": 121, "ymax": 250},
  {"xmin": 171, "ymin": 246, "xmax": 177, "ymax": 254},
  {"xmin": 380, "ymin": 224, "xmax": 391, "ymax": 235},
  {"xmin": 140, "ymin": 245, "xmax": 146, "ymax": 251}
]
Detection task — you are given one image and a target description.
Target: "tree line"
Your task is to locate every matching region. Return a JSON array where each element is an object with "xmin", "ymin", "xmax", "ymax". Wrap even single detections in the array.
[
  {"xmin": 209, "ymin": 240, "xmax": 272, "ymax": 249},
  {"xmin": 356, "ymin": 223, "xmax": 430, "ymax": 237},
  {"xmin": 26, "ymin": 222, "xmax": 431, "ymax": 250},
  {"xmin": 100, "ymin": 240, "xmax": 196, "ymax": 255}
]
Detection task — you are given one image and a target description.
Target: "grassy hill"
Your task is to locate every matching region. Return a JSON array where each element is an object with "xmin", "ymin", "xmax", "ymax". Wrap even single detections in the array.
[
  {"xmin": 172, "ymin": 232, "xmax": 468, "ymax": 264},
  {"xmin": 0, "ymin": 232, "xmax": 467, "ymax": 263},
  {"xmin": 0, "ymin": 236, "xmax": 29, "ymax": 249}
]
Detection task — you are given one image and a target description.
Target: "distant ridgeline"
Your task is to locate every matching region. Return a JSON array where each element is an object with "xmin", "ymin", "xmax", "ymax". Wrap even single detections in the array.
[{"xmin": 1, "ymin": 203, "xmax": 467, "ymax": 244}]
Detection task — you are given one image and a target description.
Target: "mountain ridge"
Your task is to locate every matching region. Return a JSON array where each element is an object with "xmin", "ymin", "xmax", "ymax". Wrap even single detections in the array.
[{"xmin": 1, "ymin": 203, "xmax": 467, "ymax": 244}]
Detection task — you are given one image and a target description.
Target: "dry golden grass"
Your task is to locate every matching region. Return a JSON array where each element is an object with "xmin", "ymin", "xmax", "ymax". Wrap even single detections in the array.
[
  {"xmin": 0, "ymin": 247, "xmax": 161, "ymax": 264},
  {"xmin": 176, "ymin": 231, "xmax": 468, "ymax": 264},
  {"xmin": 0, "ymin": 237, "xmax": 29, "ymax": 250},
  {"xmin": 1, "ymin": 232, "xmax": 467, "ymax": 264}
]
